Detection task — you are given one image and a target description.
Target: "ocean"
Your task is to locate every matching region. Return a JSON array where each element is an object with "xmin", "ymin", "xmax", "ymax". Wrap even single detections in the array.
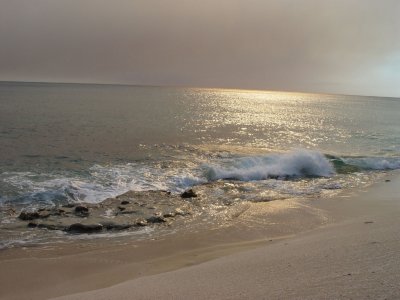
[{"xmin": 1, "ymin": 82, "xmax": 399, "ymax": 248}]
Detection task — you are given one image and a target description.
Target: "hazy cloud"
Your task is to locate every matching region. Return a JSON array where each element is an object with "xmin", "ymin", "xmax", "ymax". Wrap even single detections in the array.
[{"xmin": 0, "ymin": 0, "xmax": 399, "ymax": 96}]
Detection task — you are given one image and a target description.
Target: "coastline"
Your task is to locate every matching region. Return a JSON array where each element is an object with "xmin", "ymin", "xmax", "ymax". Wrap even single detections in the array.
[{"xmin": 1, "ymin": 172, "xmax": 399, "ymax": 299}]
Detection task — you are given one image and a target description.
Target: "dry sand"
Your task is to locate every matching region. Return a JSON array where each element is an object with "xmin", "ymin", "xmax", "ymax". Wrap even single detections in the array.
[{"xmin": 1, "ymin": 173, "xmax": 399, "ymax": 299}]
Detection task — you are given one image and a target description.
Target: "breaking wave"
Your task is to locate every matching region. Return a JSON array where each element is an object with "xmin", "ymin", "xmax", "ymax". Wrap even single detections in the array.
[
  {"xmin": 204, "ymin": 150, "xmax": 335, "ymax": 181},
  {"xmin": 1, "ymin": 149, "xmax": 399, "ymax": 207}
]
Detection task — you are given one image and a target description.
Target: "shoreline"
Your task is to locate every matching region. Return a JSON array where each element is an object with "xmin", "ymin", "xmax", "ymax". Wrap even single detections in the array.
[{"xmin": 0, "ymin": 172, "xmax": 399, "ymax": 299}]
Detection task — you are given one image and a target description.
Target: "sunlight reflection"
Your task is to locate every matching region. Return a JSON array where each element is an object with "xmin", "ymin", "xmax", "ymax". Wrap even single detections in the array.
[{"xmin": 181, "ymin": 88, "xmax": 352, "ymax": 152}]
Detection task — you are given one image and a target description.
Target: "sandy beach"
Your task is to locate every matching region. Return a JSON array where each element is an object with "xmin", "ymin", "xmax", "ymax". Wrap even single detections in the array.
[
  {"xmin": 0, "ymin": 172, "xmax": 398, "ymax": 299},
  {"xmin": 1, "ymin": 1, "xmax": 399, "ymax": 299}
]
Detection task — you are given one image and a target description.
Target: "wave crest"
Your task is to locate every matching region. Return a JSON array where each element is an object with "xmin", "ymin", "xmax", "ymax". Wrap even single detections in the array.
[
  {"xmin": 204, "ymin": 149, "xmax": 335, "ymax": 181},
  {"xmin": 342, "ymin": 157, "xmax": 400, "ymax": 171}
]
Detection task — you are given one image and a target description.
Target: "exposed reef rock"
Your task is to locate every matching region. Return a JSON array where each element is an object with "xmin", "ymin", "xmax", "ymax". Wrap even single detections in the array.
[{"xmin": 16, "ymin": 190, "xmax": 194, "ymax": 234}]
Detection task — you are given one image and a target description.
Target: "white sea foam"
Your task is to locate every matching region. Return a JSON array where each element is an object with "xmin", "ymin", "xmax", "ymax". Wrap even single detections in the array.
[
  {"xmin": 204, "ymin": 149, "xmax": 335, "ymax": 181},
  {"xmin": 1, "ymin": 151, "xmax": 398, "ymax": 207},
  {"xmin": 0, "ymin": 163, "xmax": 206, "ymax": 206}
]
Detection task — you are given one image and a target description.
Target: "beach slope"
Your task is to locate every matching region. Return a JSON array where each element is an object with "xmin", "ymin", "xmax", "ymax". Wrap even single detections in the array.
[{"xmin": 53, "ymin": 175, "xmax": 400, "ymax": 300}]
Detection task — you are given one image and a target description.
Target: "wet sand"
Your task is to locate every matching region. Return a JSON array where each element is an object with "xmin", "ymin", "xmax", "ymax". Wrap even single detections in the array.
[{"xmin": 1, "ymin": 173, "xmax": 399, "ymax": 300}]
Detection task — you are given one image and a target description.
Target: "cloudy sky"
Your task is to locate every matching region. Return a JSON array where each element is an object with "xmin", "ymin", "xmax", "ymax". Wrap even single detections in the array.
[{"xmin": 0, "ymin": 0, "xmax": 399, "ymax": 97}]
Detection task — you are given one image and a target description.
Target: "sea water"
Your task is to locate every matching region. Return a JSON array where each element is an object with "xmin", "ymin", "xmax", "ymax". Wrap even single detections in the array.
[{"xmin": 0, "ymin": 82, "xmax": 399, "ymax": 247}]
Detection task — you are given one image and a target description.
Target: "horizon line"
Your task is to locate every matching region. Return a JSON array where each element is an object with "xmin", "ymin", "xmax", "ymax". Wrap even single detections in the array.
[{"xmin": 0, "ymin": 80, "xmax": 398, "ymax": 99}]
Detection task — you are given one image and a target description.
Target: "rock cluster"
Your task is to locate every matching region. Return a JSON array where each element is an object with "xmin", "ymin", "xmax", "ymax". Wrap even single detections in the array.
[{"xmin": 16, "ymin": 190, "xmax": 195, "ymax": 234}]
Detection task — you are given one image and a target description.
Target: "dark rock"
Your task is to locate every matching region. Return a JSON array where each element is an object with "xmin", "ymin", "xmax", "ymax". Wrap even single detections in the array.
[
  {"xmin": 18, "ymin": 211, "xmax": 40, "ymax": 221},
  {"xmin": 19, "ymin": 209, "xmax": 64, "ymax": 221},
  {"xmin": 27, "ymin": 222, "xmax": 38, "ymax": 228},
  {"xmin": 146, "ymin": 216, "xmax": 167, "ymax": 223},
  {"xmin": 385, "ymin": 179, "xmax": 391, "ymax": 182},
  {"xmin": 120, "ymin": 200, "xmax": 130, "ymax": 205},
  {"xmin": 118, "ymin": 206, "xmax": 126, "ymax": 211},
  {"xmin": 62, "ymin": 203, "xmax": 76, "ymax": 208},
  {"xmin": 181, "ymin": 189, "xmax": 197, "ymax": 198},
  {"xmin": 74, "ymin": 206, "xmax": 89, "ymax": 216},
  {"xmin": 74, "ymin": 205, "xmax": 89, "ymax": 213},
  {"xmin": 67, "ymin": 223, "xmax": 103, "ymax": 233}
]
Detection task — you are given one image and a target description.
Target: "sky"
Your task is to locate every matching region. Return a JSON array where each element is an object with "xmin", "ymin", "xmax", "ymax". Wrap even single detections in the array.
[{"xmin": 0, "ymin": 0, "xmax": 399, "ymax": 97}]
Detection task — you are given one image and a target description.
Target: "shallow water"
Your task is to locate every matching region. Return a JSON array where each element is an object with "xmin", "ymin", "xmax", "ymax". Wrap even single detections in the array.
[{"xmin": 0, "ymin": 82, "xmax": 399, "ymax": 248}]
